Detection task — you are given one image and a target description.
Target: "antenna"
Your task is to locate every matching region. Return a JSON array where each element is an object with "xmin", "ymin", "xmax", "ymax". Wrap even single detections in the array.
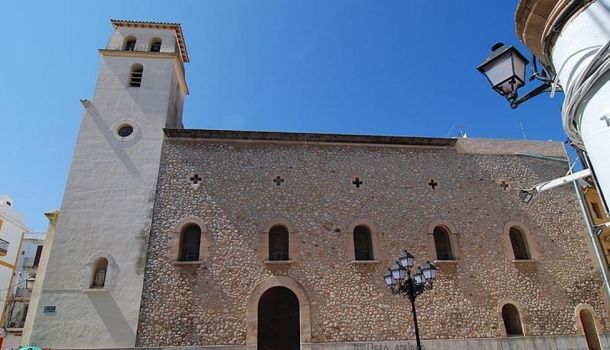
[
  {"xmin": 456, "ymin": 125, "xmax": 467, "ymax": 138},
  {"xmin": 446, "ymin": 124, "xmax": 456, "ymax": 138},
  {"xmin": 446, "ymin": 124, "xmax": 468, "ymax": 138},
  {"xmin": 519, "ymin": 121, "xmax": 527, "ymax": 140}
]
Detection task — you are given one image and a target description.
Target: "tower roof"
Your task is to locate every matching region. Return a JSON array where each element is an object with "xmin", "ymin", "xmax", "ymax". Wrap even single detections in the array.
[{"xmin": 111, "ymin": 19, "xmax": 189, "ymax": 62}]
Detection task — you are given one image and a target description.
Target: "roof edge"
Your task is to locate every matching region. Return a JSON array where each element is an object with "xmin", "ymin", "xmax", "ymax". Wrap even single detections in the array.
[{"xmin": 163, "ymin": 129, "xmax": 457, "ymax": 147}]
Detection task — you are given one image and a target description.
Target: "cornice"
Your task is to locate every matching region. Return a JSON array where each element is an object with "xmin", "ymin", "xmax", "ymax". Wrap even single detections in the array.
[{"xmin": 98, "ymin": 50, "xmax": 189, "ymax": 95}]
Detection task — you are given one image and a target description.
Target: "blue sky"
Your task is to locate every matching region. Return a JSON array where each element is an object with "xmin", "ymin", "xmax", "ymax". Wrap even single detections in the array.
[{"xmin": 0, "ymin": 1, "xmax": 565, "ymax": 231}]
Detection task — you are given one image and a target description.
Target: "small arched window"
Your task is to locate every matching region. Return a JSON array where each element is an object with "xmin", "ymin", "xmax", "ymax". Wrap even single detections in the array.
[
  {"xmin": 150, "ymin": 38, "xmax": 162, "ymax": 52},
  {"xmin": 269, "ymin": 225, "xmax": 289, "ymax": 261},
  {"xmin": 502, "ymin": 303, "xmax": 524, "ymax": 336},
  {"xmin": 509, "ymin": 227, "xmax": 530, "ymax": 260},
  {"xmin": 433, "ymin": 226, "xmax": 454, "ymax": 260},
  {"xmin": 179, "ymin": 224, "xmax": 201, "ymax": 262},
  {"xmin": 123, "ymin": 36, "xmax": 136, "ymax": 51},
  {"xmin": 129, "ymin": 64, "xmax": 143, "ymax": 87},
  {"xmin": 91, "ymin": 258, "xmax": 108, "ymax": 288},
  {"xmin": 353, "ymin": 225, "xmax": 373, "ymax": 260}
]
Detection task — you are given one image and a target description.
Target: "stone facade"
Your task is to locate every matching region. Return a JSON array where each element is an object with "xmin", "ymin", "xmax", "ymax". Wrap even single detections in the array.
[
  {"xmin": 136, "ymin": 131, "xmax": 607, "ymax": 347},
  {"xmin": 24, "ymin": 18, "xmax": 610, "ymax": 350}
]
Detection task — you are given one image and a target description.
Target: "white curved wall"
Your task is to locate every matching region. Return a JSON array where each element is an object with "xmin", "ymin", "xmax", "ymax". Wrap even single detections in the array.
[{"xmin": 552, "ymin": 0, "xmax": 610, "ymax": 209}]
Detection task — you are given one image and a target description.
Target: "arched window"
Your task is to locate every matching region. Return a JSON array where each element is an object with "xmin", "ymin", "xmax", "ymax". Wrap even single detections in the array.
[
  {"xmin": 502, "ymin": 304, "xmax": 524, "ymax": 336},
  {"xmin": 433, "ymin": 226, "xmax": 454, "ymax": 260},
  {"xmin": 269, "ymin": 225, "xmax": 289, "ymax": 261},
  {"xmin": 150, "ymin": 38, "xmax": 162, "ymax": 52},
  {"xmin": 123, "ymin": 36, "xmax": 136, "ymax": 51},
  {"xmin": 353, "ymin": 225, "xmax": 373, "ymax": 260},
  {"xmin": 580, "ymin": 309, "xmax": 602, "ymax": 350},
  {"xmin": 509, "ymin": 227, "xmax": 530, "ymax": 260},
  {"xmin": 179, "ymin": 224, "xmax": 201, "ymax": 262},
  {"xmin": 129, "ymin": 64, "xmax": 143, "ymax": 87},
  {"xmin": 91, "ymin": 258, "xmax": 108, "ymax": 288}
]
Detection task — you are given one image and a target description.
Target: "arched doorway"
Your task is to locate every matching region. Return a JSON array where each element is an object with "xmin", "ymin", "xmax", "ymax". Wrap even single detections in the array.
[
  {"xmin": 501, "ymin": 303, "xmax": 524, "ymax": 336},
  {"xmin": 257, "ymin": 286, "xmax": 300, "ymax": 350},
  {"xmin": 580, "ymin": 309, "xmax": 601, "ymax": 350}
]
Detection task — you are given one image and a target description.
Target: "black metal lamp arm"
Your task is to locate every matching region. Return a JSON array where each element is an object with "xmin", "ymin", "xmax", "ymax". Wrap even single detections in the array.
[
  {"xmin": 509, "ymin": 55, "xmax": 557, "ymax": 109},
  {"xmin": 508, "ymin": 82, "xmax": 552, "ymax": 109}
]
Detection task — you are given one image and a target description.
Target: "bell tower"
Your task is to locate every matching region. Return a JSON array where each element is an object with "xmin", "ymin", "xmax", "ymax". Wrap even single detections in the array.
[{"xmin": 23, "ymin": 20, "xmax": 189, "ymax": 348}]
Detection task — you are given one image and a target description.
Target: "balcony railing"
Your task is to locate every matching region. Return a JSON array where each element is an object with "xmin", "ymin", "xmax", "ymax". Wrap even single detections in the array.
[
  {"xmin": 14, "ymin": 287, "xmax": 31, "ymax": 298},
  {"xmin": 0, "ymin": 239, "xmax": 8, "ymax": 256},
  {"xmin": 7, "ymin": 320, "xmax": 25, "ymax": 329}
]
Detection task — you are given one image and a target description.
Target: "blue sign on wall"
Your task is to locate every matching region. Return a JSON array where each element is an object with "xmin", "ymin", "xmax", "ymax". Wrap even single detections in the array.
[{"xmin": 43, "ymin": 305, "xmax": 56, "ymax": 314}]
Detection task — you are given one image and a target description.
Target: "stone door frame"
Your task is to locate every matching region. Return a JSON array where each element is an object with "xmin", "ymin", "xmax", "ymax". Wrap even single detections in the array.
[{"xmin": 246, "ymin": 276, "xmax": 311, "ymax": 346}]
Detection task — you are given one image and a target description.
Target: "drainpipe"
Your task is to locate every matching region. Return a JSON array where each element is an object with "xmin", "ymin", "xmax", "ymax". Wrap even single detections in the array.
[{"xmin": 564, "ymin": 143, "xmax": 610, "ymax": 304}]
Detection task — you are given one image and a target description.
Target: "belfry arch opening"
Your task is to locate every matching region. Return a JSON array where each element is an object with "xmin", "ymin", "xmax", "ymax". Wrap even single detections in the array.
[{"xmin": 257, "ymin": 286, "xmax": 300, "ymax": 350}]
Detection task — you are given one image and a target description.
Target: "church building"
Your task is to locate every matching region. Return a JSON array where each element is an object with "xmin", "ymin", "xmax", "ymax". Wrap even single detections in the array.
[{"xmin": 22, "ymin": 20, "xmax": 610, "ymax": 350}]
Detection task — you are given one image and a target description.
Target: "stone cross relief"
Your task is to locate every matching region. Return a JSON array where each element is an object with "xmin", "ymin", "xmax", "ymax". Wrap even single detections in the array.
[
  {"xmin": 273, "ymin": 176, "xmax": 285, "ymax": 186},
  {"xmin": 182, "ymin": 173, "xmax": 510, "ymax": 194},
  {"xmin": 500, "ymin": 181, "xmax": 509, "ymax": 191},
  {"xmin": 190, "ymin": 174, "xmax": 202, "ymax": 185}
]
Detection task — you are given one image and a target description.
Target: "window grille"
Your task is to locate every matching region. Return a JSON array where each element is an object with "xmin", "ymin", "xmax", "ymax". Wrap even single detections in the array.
[
  {"xmin": 269, "ymin": 226, "xmax": 289, "ymax": 261},
  {"xmin": 353, "ymin": 225, "xmax": 373, "ymax": 260},
  {"xmin": 91, "ymin": 258, "xmax": 108, "ymax": 288},
  {"xmin": 179, "ymin": 224, "xmax": 201, "ymax": 262}
]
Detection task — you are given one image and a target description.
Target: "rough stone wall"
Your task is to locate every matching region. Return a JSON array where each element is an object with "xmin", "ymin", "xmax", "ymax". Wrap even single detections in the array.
[{"xmin": 136, "ymin": 137, "xmax": 607, "ymax": 346}]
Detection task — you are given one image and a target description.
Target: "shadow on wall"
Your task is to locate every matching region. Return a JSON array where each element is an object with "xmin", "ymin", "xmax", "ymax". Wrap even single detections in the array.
[
  {"xmin": 86, "ymin": 103, "xmax": 142, "ymax": 179},
  {"xmin": 86, "ymin": 292, "xmax": 136, "ymax": 346}
]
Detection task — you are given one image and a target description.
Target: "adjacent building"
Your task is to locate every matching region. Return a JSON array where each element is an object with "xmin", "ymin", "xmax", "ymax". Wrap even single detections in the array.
[
  {"xmin": 1, "ymin": 231, "xmax": 46, "ymax": 350},
  {"xmin": 22, "ymin": 20, "xmax": 610, "ymax": 350},
  {"xmin": 0, "ymin": 196, "xmax": 29, "ymax": 349}
]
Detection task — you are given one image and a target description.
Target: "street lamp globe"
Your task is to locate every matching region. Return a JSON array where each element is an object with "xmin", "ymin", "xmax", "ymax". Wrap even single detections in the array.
[
  {"xmin": 477, "ymin": 43, "xmax": 529, "ymax": 100},
  {"xmin": 390, "ymin": 262, "xmax": 406, "ymax": 281},
  {"xmin": 399, "ymin": 250, "xmax": 415, "ymax": 269},
  {"xmin": 420, "ymin": 261, "xmax": 438, "ymax": 281},
  {"xmin": 413, "ymin": 267, "xmax": 425, "ymax": 284},
  {"xmin": 383, "ymin": 251, "xmax": 438, "ymax": 350},
  {"xmin": 384, "ymin": 270, "xmax": 396, "ymax": 288}
]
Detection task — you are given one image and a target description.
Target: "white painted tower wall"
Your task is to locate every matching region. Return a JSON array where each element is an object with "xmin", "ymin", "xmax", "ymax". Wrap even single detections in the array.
[
  {"xmin": 23, "ymin": 23, "xmax": 187, "ymax": 348},
  {"xmin": 552, "ymin": 0, "xmax": 610, "ymax": 210}
]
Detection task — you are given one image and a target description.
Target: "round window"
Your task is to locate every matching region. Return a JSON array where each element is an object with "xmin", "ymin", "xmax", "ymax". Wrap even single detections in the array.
[{"xmin": 117, "ymin": 124, "xmax": 134, "ymax": 138}]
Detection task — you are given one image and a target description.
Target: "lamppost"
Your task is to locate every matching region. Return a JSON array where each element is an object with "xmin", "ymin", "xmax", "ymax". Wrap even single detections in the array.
[
  {"xmin": 477, "ymin": 43, "xmax": 552, "ymax": 109},
  {"xmin": 477, "ymin": 42, "xmax": 600, "ymax": 203},
  {"xmin": 383, "ymin": 251, "xmax": 438, "ymax": 350}
]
